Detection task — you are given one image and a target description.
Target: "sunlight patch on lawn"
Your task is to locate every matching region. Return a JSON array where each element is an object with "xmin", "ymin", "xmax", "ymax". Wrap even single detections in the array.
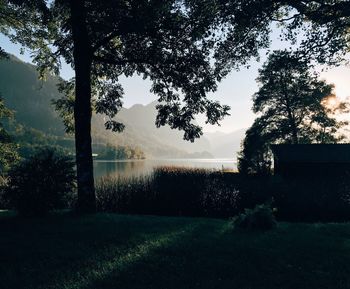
[{"xmin": 54, "ymin": 223, "xmax": 200, "ymax": 289}]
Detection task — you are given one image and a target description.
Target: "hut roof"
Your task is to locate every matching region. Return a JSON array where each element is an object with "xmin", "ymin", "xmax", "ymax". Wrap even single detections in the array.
[{"xmin": 271, "ymin": 144, "xmax": 350, "ymax": 163}]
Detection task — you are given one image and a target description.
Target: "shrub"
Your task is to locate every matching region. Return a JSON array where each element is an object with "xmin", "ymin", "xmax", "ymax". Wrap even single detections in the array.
[
  {"xmin": 232, "ymin": 203, "xmax": 277, "ymax": 230},
  {"xmin": 5, "ymin": 148, "xmax": 76, "ymax": 216}
]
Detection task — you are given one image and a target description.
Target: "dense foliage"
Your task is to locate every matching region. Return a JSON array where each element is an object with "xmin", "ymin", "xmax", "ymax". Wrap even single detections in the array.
[
  {"xmin": 5, "ymin": 148, "xmax": 76, "ymax": 216},
  {"xmin": 13, "ymin": 125, "xmax": 72, "ymax": 158},
  {"xmin": 238, "ymin": 50, "xmax": 349, "ymax": 174},
  {"xmin": 232, "ymin": 203, "xmax": 277, "ymax": 230},
  {"xmin": 96, "ymin": 144, "xmax": 145, "ymax": 160},
  {"xmin": 0, "ymin": 97, "xmax": 19, "ymax": 175},
  {"xmin": 276, "ymin": 1, "xmax": 350, "ymax": 65}
]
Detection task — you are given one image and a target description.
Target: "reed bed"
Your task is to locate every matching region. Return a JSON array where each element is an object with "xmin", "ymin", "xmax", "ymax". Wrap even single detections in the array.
[
  {"xmin": 96, "ymin": 166, "xmax": 350, "ymax": 221},
  {"xmin": 96, "ymin": 166, "xmax": 250, "ymax": 218}
]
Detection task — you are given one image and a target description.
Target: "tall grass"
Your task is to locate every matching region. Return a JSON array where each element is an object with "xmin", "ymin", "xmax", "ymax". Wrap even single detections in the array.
[
  {"xmin": 96, "ymin": 166, "xmax": 270, "ymax": 218},
  {"xmin": 96, "ymin": 174, "xmax": 155, "ymax": 215},
  {"xmin": 96, "ymin": 166, "xmax": 350, "ymax": 221}
]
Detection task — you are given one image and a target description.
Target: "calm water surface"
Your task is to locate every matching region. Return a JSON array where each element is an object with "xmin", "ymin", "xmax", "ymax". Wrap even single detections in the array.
[{"xmin": 93, "ymin": 159, "xmax": 237, "ymax": 179}]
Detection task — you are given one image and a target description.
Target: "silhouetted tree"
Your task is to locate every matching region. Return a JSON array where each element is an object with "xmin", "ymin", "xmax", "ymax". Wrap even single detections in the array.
[
  {"xmin": 238, "ymin": 50, "xmax": 348, "ymax": 174},
  {"xmin": 237, "ymin": 122, "xmax": 272, "ymax": 175},
  {"xmin": 3, "ymin": 1, "xmax": 234, "ymax": 213},
  {"xmin": 216, "ymin": 1, "xmax": 350, "ymax": 68},
  {"xmin": 280, "ymin": 0, "xmax": 350, "ymax": 65}
]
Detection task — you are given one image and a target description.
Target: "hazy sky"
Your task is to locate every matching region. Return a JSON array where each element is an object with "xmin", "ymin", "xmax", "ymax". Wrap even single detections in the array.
[{"xmin": 1, "ymin": 29, "xmax": 349, "ymax": 134}]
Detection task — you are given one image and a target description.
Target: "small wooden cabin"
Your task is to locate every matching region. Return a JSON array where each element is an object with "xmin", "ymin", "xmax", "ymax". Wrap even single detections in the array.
[{"xmin": 271, "ymin": 144, "xmax": 350, "ymax": 176}]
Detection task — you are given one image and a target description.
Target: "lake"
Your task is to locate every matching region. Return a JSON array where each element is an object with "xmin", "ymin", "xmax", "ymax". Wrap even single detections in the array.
[{"xmin": 93, "ymin": 159, "xmax": 237, "ymax": 179}]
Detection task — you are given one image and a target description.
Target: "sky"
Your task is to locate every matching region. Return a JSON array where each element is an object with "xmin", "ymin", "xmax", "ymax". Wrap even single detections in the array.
[{"xmin": 1, "ymin": 29, "xmax": 350, "ymax": 134}]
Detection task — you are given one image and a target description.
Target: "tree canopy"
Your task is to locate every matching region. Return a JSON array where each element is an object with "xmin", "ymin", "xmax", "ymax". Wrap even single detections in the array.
[
  {"xmin": 278, "ymin": 0, "xmax": 350, "ymax": 65},
  {"xmin": 5, "ymin": 0, "xmax": 235, "ymax": 138},
  {"xmin": 238, "ymin": 50, "xmax": 349, "ymax": 175}
]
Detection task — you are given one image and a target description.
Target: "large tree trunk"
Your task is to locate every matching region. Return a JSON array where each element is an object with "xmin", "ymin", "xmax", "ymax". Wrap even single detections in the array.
[{"xmin": 69, "ymin": 0, "xmax": 96, "ymax": 213}]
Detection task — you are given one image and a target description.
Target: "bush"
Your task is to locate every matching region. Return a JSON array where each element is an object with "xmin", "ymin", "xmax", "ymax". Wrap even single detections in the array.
[
  {"xmin": 232, "ymin": 203, "xmax": 277, "ymax": 230},
  {"xmin": 5, "ymin": 148, "xmax": 76, "ymax": 216}
]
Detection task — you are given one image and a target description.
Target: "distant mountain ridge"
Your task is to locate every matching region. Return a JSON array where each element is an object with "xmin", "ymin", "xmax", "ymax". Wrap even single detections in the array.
[
  {"xmin": 205, "ymin": 129, "xmax": 246, "ymax": 158},
  {"xmin": 0, "ymin": 54, "xmax": 245, "ymax": 159},
  {"xmin": 0, "ymin": 54, "xmax": 65, "ymax": 135}
]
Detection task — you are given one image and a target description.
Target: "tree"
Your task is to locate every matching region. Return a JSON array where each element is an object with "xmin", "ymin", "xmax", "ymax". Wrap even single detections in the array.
[
  {"xmin": 237, "ymin": 123, "xmax": 272, "ymax": 175},
  {"xmin": 215, "ymin": 0, "xmax": 350, "ymax": 68},
  {"xmin": 0, "ymin": 22, "xmax": 21, "ymax": 175},
  {"xmin": 238, "ymin": 50, "xmax": 348, "ymax": 174},
  {"xmin": 3, "ymin": 0, "xmax": 237, "ymax": 213},
  {"xmin": 278, "ymin": 0, "xmax": 350, "ymax": 65},
  {"xmin": 0, "ymin": 97, "xmax": 19, "ymax": 174}
]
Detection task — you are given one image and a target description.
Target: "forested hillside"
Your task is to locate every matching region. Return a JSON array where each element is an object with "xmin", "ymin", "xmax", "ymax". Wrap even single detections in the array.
[
  {"xmin": 0, "ymin": 55, "xmax": 222, "ymax": 158},
  {"xmin": 0, "ymin": 55, "xmax": 65, "ymax": 135}
]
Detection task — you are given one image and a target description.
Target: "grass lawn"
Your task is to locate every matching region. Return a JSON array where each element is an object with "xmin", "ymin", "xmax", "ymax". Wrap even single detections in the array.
[{"xmin": 1, "ymin": 211, "xmax": 350, "ymax": 289}]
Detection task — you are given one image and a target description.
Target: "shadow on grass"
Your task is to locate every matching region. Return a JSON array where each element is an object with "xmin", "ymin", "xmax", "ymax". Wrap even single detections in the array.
[
  {"xmin": 1, "ymin": 212, "xmax": 350, "ymax": 289},
  {"xmin": 0, "ymin": 212, "xmax": 205, "ymax": 289},
  {"xmin": 61, "ymin": 222, "xmax": 205, "ymax": 289},
  {"xmin": 79, "ymin": 223, "xmax": 350, "ymax": 289}
]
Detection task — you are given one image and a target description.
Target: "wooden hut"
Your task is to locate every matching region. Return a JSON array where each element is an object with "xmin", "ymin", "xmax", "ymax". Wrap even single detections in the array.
[{"xmin": 271, "ymin": 144, "xmax": 350, "ymax": 176}]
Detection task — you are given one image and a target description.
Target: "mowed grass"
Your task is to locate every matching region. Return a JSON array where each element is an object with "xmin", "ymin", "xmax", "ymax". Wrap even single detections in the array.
[{"xmin": 1, "ymin": 212, "xmax": 350, "ymax": 289}]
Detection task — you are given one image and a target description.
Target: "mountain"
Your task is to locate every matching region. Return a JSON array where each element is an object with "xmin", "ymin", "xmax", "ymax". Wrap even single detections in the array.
[
  {"xmin": 93, "ymin": 103, "xmax": 246, "ymax": 159},
  {"xmin": 91, "ymin": 102, "xmax": 214, "ymax": 158},
  {"xmin": 0, "ymin": 55, "xmax": 65, "ymax": 135},
  {"xmin": 0, "ymin": 54, "xmax": 246, "ymax": 159},
  {"xmin": 116, "ymin": 102, "xmax": 212, "ymax": 153},
  {"xmin": 0, "ymin": 55, "xmax": 215, "ymax": 158},
  {"xmin": 204, "ymin": 129, "xmax": 246, "ymax": 159}
]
